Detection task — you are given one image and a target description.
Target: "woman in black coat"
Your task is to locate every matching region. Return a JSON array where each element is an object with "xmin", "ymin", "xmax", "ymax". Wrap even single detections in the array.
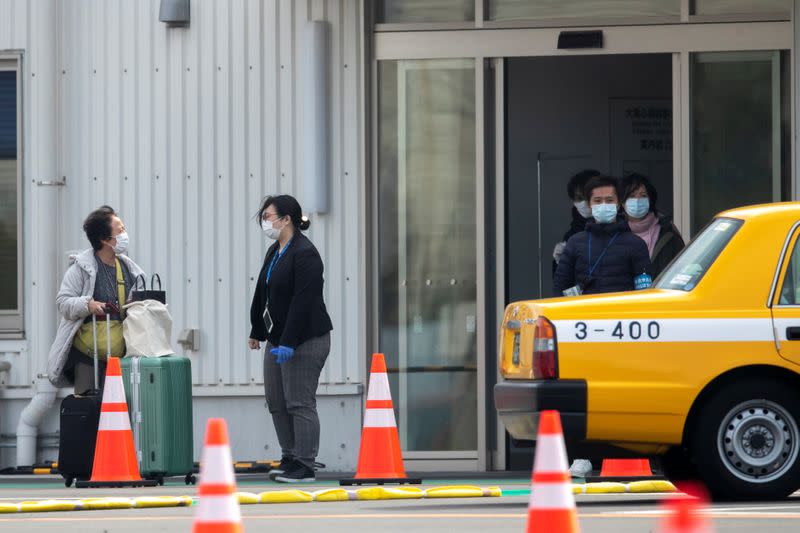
[
  {"xmin": 248, "ymin": 195, "xmax": 333, "ymax": 484},
  {"xmin": 620, "ymin": 173, "xmax": 685, "ymax": 277}
]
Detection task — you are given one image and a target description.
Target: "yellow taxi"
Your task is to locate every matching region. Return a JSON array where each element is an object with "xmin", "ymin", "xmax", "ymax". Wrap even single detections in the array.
[{"xmin": 494, "ymin": 202, "xmax": 800, "ymax": 500}]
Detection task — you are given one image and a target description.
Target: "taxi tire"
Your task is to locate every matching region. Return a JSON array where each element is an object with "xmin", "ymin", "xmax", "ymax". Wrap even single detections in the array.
[{"xmin": 689, "ymin": 379, "xmax": 800, "ymax": 501}]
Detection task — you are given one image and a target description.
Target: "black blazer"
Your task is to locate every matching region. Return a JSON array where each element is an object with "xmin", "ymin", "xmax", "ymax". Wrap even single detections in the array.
[{"xmin": 249, "ymin": 232, "xmax": 333, "ymax": 348}]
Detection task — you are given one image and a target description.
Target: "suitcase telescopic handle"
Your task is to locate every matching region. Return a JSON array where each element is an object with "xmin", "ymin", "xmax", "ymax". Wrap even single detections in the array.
[
  {"xmin": 92, "ymin": 314, "xmax": 99, "ymax": 390},
  {"xmin": 91, "ymin": 305, "xmax": 113, "ymax": 390}
]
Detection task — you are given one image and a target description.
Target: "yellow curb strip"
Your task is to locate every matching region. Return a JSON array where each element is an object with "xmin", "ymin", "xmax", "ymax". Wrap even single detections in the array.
[
  {"xmin": 572, "ymin": 481, "xmax": 678, "ymax": 494},
  {"xmin": 78, "ymin": 498, "xmax": 134, "ymax": 511},
  {"xmin": 0, "ymin": 481, "xmax": 678, "ymax": 514},
  {"xmin": 312, "ymin": 488, "xmax": 354, "ymax": 502},
  {"xmin": 236, "ymin": 492, "xmax": 260, "ymax": 505},
  {"xmin": 132, "ymin": 496, "xmax": 193, "ymax": 509},
  {"xmin": 424, "ymin": 486, "xmax": 501, "ymax": 499},
  {"xmin": 258, "ymin": 490, "xmax": 314, "ymax": 504}
]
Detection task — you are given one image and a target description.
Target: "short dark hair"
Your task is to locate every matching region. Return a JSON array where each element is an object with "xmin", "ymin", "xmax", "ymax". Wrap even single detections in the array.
[
  {"xmin": 567, "ymin": 169, "xmax": 601, "ymax": 200},
  {"xmin": 620, "ymin": 172, "xmax": 658, "ymax": 213},
  {"xmin": 83, "ymin": 206, "xmax": 117, "ymax": 251},
  {"xmin": 256, "ymin": 195, "xmax": 311, "ymax": 231},
  {"xmin": 583, "ymin": 175, "xmax": 620, "ymax": 202}
]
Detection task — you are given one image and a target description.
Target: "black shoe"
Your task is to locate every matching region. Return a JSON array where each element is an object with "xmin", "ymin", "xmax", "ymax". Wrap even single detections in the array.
[
  {"xmin": 274, "ymin": 461, "xmax": 316, "ymax": 483},
  {"xmin": 268, "ymin": 456, "xmax": 295, "ymax": 480}
]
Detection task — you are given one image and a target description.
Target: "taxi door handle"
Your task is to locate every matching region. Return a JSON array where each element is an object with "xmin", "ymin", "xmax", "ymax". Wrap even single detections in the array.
[{"xmin": 787, "ymin": 327, "xmax": 800, "ymax": 341}]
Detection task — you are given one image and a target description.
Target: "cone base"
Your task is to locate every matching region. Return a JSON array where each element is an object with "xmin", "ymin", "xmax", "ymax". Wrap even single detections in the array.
[
  {"xmin": 598, "ymin": 458, "xmax": 653, "ymax": 478},
  {"xmin": 585, "ymin": 475, "xmax": 665, "ymax": 483},
  {"xmin": 75, "ymin": 479, "xmax": 158, "ymax": 488},
  {"xmin": 339, "ymin": 477, "xmax": 422, "ymax": 486},
  {"xmin": 527, "ymin": 509, "xmax": 580, "ymax": 533},
  {"xmin": 90, "ymin": 429, "xmax": 142, "ymax": 483},
  {"xmin": 353, "ymin": 427, "xmax": 406, "ymax": 480},
  {"xmin": 193, "ymin": 524, "xmax": 242, "ymax": 533}
]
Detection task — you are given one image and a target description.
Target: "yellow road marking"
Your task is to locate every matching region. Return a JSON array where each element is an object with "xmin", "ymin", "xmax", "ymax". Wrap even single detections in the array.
[{"xmin": 0, "ymin": 511, "xmax": 800, "ymax": 522}]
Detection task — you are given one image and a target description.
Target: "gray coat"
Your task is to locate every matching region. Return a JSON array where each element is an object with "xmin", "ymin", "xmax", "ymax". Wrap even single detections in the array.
[{"xmin": 46, "ymin": 248, "xmax": 145, "ymax": 388}]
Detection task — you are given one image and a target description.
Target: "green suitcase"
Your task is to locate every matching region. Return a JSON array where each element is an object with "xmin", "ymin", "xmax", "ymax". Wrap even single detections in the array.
[{"xmin": 120, "ymin": 355, "xmax": 196, "ymax": 485}]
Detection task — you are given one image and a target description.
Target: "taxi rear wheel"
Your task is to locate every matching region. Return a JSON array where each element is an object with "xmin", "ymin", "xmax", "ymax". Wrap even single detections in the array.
[{"xmin": 690, "ymin": 379, "xmax": 800, "ymax": 500}]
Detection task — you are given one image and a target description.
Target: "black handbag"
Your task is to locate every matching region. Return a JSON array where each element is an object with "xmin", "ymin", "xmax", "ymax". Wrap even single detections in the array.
[{"xmin": 129, "ymin": 274, "xmax": 166, "ymax": 304}]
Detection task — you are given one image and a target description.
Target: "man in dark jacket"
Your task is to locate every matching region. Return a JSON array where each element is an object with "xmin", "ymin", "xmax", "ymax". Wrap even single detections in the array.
[
  {"xmin": 554, "ymin": 175, "xmax": 653, "ymax": 296},
  {"xmin": 553, "ymin": 175, "xmax": 654, "ymax": 479}
]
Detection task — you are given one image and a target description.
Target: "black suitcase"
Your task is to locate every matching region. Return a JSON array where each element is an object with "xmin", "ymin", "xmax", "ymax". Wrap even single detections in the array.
[{"xmin": 57, "ymin": 314, "xmax": 108, "ymax": 487}]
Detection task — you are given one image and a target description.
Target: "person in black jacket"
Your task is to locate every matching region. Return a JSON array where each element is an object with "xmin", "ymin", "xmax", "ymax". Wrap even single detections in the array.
[
  {"xmin": 551, "ymin": 169, "xmax": 600, "ymax": 276},
  {"xmin": 620, "ymin": 173, "xmax": 685, "ymax": 277},
  {"xmin": 553, "ymin": 176, "xmax": 653, "ymax": 478},
  {"xmin": 553, "ymin": 175, "xmax": 653, "ymax": 296},
  {"xmin": 249, "ymin": 195, "xmax": 333, "ymax": 483}
]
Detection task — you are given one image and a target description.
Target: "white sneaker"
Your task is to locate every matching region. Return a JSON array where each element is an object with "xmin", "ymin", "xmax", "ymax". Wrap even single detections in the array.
[{"xmin": 569, "ymin": 459, "xmax": 593, "ymax": 478}]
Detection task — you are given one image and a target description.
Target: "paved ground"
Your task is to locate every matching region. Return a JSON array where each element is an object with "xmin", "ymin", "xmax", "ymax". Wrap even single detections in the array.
[{"xmin": 1, "ymin": 475, "xmax": 799, "ymax": 532}]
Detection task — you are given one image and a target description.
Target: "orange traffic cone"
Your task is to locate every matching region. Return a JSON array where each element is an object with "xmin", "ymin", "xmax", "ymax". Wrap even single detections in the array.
[
  {"xmin": 76, "ymin": 357, "xmax": 156, "ymax": 488},
  {"xmin": 339, "ymin": 353, "xmax": 420, "ymax": 486},
  {"xmin": 597, "ymin": 458, "xmax": 654, "ymax": 480},
  {"xmin": 193, "ymin": 418, "xmax": 243, "ymax": 533},
  {"xmin": 658, "ymin": 490, "xmax": 713, "ymax": 533},
  {"xmin": 527, "ymin": 410, "xmax": 580, "ymax": 533}
]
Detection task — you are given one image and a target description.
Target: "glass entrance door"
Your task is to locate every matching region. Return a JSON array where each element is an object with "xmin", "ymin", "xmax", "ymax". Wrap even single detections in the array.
[
  {"xmin": 377, "ymin": 59, "xmax": 480, "ymax": 463},
  {"xmin": 690, "ymin": 51, "xmax": 790, "ymax": 233}
]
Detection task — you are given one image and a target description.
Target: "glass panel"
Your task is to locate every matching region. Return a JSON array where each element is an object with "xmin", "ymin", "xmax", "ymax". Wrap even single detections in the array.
[
  {"xmin": 655, "ymin": 218, "xmax": 742, "ymax": 291},
  {"xmin": 378, "ymin": 59, "xmax": 477, "ymax": 452},
  {"xmin": 694, "ymin": 0, "xmax": 791, "ymax": 16},
  {"xmin": 778, "ymin": 236, "xmax": 800, "ymax": 305},
  {"xmin": 0, "ymin": 69, "xmax": 18, "ymax": 312},
  {"xmin": 377, "ymin": 0, "xmax": 474, "ymax": 23},
  {"xmin": 690, "ymin": 51, "xmax": 790, "ymax": 235},
  {"xmin": 489, "ymin": 0, "xmax": 679, "ymax": 21}
]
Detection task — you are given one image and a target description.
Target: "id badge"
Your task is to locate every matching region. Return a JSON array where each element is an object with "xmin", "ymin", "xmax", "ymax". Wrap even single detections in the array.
[
  {"xmin": 563, "ymin": 285, "xmax": 583, "ymax": 297},
  {"xmin": 262, "ymin": 301, "xmax": 274, "ymax": 334}
]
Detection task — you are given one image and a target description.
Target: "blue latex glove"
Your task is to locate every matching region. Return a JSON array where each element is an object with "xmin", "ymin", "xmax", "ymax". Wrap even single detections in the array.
[{"xmin": 271, "ymin": 345, "xmax": 295, "ymax": 364}]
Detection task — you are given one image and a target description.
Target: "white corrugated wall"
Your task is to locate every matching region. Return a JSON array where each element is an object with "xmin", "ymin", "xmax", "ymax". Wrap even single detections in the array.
[{"xmin": 2, "ymin": 0, "xmax": 364, "ymax": 391}]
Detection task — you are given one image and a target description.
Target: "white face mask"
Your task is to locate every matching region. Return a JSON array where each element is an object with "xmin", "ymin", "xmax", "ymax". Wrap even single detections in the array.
[
  {"xmin": 574, "ymin": 200, "xmax": 592, "ymax": 219},
  {"xmin": 112, "ymin": 231, "xmax": 129, "ymax": 254},
  {"xmin": 624, "ymin": 197, "xmax": 650, "ymax": 219},
  {"xmin": 591, "ymin": 203, "xmax": 618, "ymax": 224},
  {"xmin": 262, "ymin": 219, "xmax": 282, "ymax": 241}
]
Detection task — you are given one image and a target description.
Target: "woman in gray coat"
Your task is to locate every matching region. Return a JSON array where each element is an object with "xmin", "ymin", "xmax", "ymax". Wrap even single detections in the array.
[{"xmin": 46, "ymin": 206, "xmax": 144, "ymax": 392}]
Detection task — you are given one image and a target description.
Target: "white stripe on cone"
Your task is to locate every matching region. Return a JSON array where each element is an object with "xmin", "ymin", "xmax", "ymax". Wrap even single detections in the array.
[
  {"xmin": 199, "ymin": 445, "xmax": 236, "ymax": 485},
  {"xmin": 194, "ymin": 495, "xmax": 242, "ymax": 522},
  {"xmin": 529, "ymin": 482, "xmax": 576, "ymax": 510},
  {"xmin": 366, "ymin": 371, "xmax": 392, "ymax": 402},
  {"xmin": 364, "ymin": 408, "xmax": 397, "ymax": 428},
  {"xmin": 101, "ymin": 376, "xmax": 127, "ymax": 403},
  {"xmin": 98, "ymin": 411, "xmax": 132, "ymax": 431},
  {"xmin": 532, "ymin": 435, "xmax": 569, "ymax": 473}
]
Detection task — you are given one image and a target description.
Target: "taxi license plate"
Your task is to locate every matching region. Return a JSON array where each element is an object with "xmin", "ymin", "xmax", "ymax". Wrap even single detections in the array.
[{"xmin": 512, "ymin": 332, "xmax": 520, "ymax": 366}]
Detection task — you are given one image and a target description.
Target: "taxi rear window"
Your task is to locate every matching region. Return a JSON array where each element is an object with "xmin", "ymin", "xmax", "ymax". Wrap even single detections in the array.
[{"xmin": 655, "ymin": 217, "xmax": 743, "ymax": 291}]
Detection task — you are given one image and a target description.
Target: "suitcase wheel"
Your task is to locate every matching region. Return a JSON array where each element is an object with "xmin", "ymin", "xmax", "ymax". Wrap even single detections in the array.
[
  {"xmin": 63, "ymin": 476, "xmax": 74, "ymax": 488},
  {"xmin": 185, "ymin": 473, "xmax": 197, "ymax": 485}
]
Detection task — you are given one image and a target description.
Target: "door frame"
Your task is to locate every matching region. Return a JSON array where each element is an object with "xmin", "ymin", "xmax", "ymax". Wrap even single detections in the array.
[{"xmin": 372, "ymin": 19, "xmax": 794, "ymax": 471}]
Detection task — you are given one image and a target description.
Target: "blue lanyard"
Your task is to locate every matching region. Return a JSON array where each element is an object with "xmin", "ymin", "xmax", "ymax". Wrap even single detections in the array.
[
  {"xmin": 266, "ymin": 239, "xmax": 293, "ymax": 284},
  {"xmin": 587, "ymin": 232, "xmax": 620, "ymax": 277}
]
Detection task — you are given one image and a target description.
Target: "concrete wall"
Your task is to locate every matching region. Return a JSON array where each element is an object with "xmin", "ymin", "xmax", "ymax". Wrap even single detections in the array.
[{"xmin": 0, "ymin": 0, "xmax": 367, "ymax": 471}]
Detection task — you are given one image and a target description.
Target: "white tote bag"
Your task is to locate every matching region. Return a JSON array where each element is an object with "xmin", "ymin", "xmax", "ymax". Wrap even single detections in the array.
[{"xmin": 122, "ymin": 300, "xmax": 175, "ymax": 357}]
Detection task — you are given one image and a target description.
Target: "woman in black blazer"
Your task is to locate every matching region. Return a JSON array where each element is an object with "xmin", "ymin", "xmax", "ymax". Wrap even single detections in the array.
[{"xmin": 249, "ymin": 195, "xmax": 333, "ymax": 483}]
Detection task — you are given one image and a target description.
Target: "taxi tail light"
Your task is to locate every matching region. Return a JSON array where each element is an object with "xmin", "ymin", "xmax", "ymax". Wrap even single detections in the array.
[{"xmin": 533, "ymin": 316, "xmax": 558, "ymax": 379}]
